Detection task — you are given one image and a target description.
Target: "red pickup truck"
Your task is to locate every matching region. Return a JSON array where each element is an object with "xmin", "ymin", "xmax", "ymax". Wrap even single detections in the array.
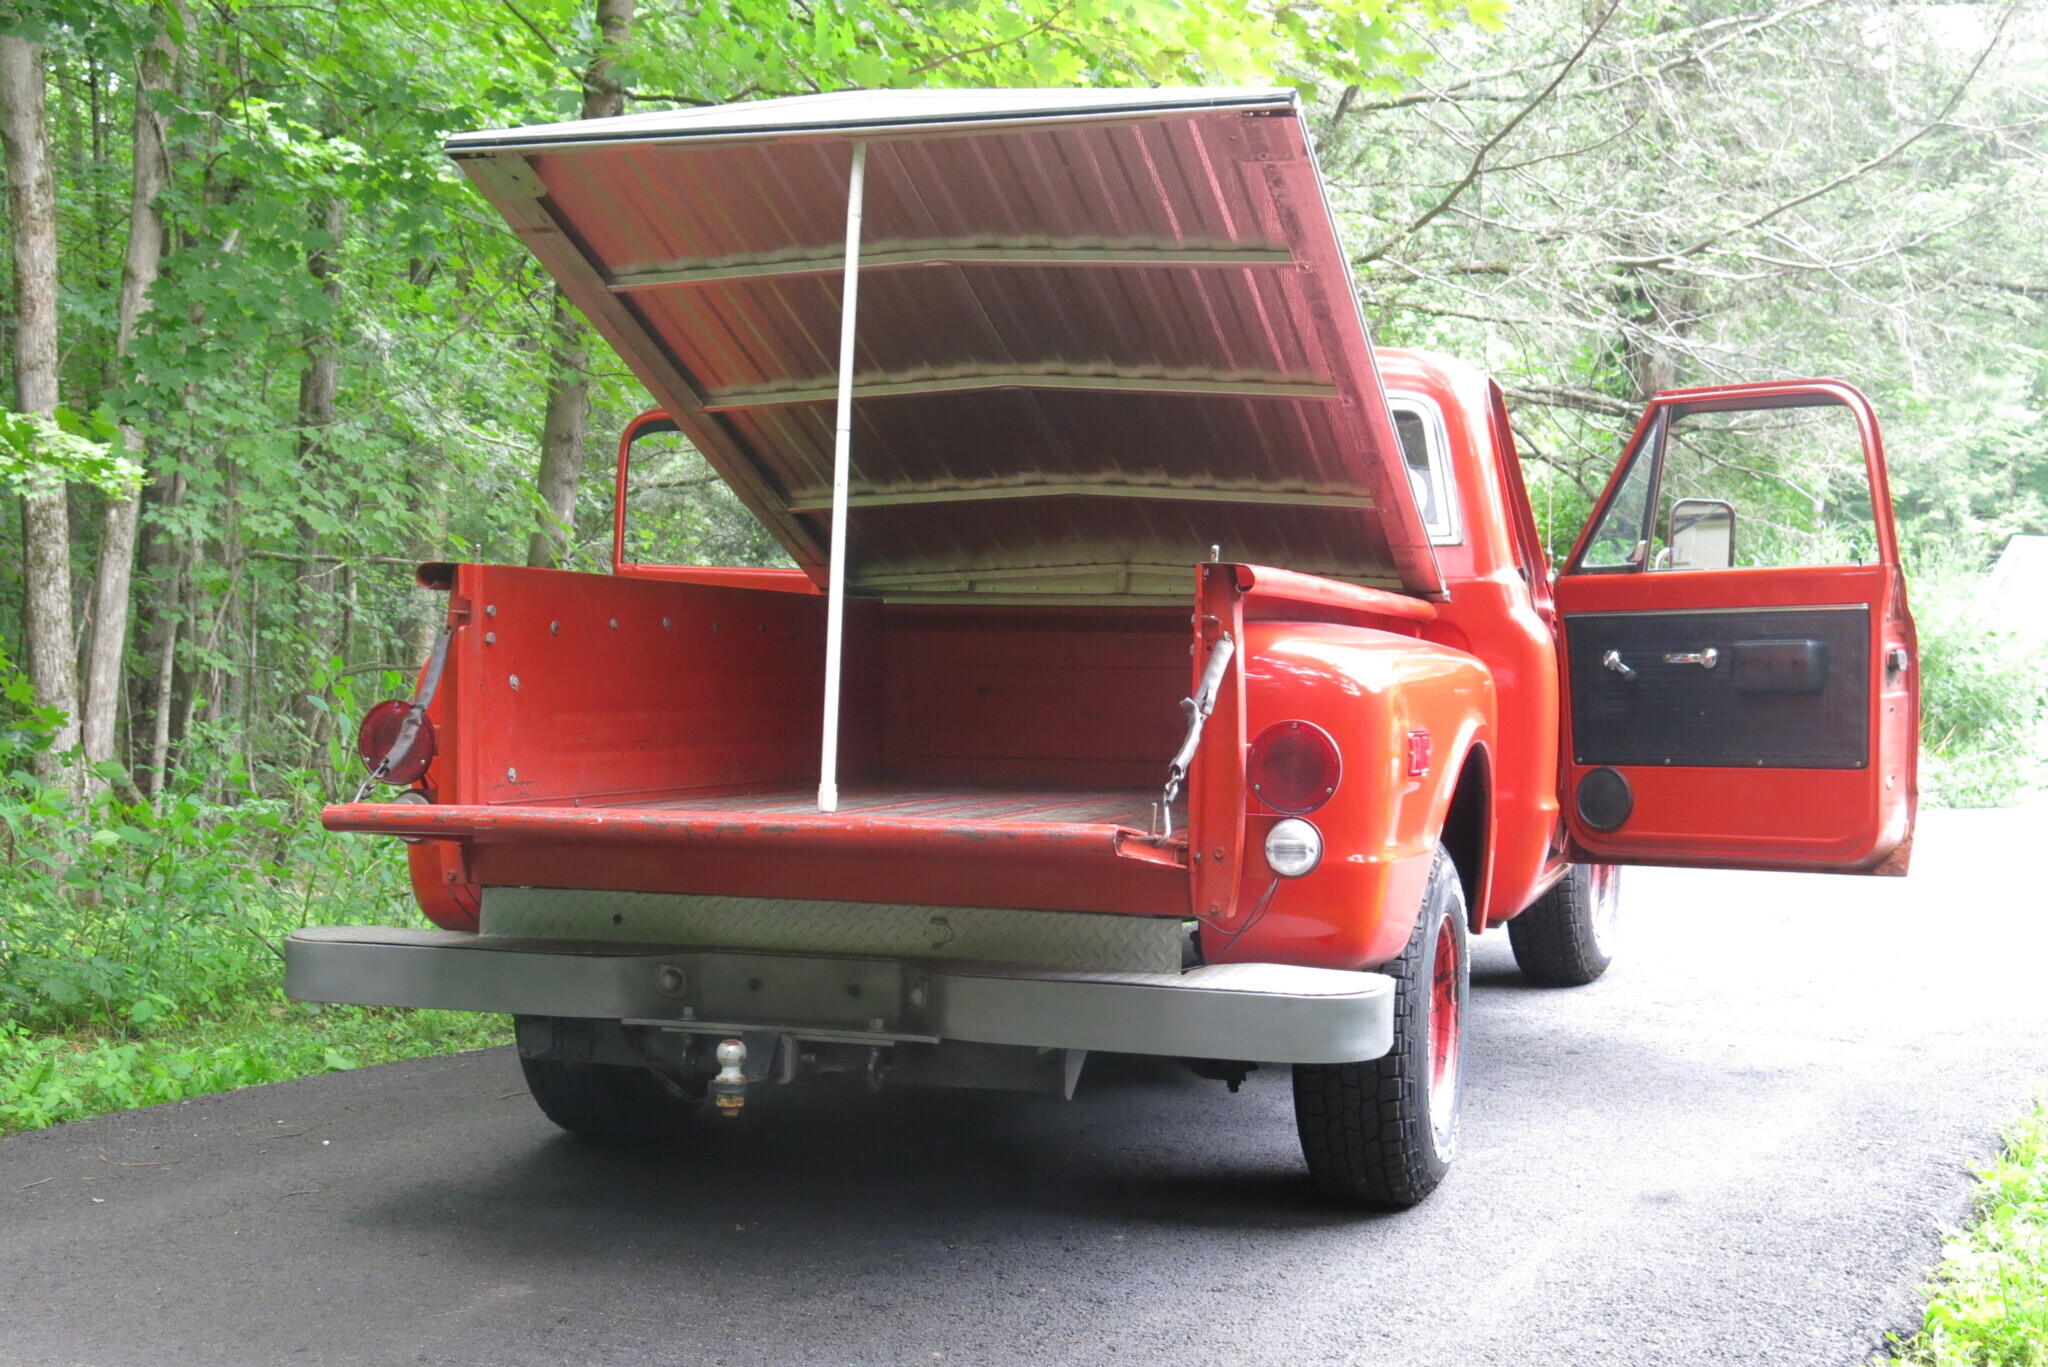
[{"xmin": 287, "ymin": 88, "xmax": 1919, "ymax": 1208}]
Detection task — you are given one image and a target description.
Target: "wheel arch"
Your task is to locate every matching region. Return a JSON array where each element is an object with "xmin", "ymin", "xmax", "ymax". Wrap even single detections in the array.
[{"xmin": 1436, "ymin": 742, "xmax": 1493, "ymax": 935}]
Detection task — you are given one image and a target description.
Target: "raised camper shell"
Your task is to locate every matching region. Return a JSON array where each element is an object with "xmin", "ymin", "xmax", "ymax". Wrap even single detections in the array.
[{"xmin": 443, "ymin": 86, "xmax": 1445, "ymax": 602}]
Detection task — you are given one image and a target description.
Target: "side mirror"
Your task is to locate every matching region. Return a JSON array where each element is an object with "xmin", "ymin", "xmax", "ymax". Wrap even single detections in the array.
[{"xmin": 1667, "ymin": 498, "xmax": 1735, "ymax": 571}]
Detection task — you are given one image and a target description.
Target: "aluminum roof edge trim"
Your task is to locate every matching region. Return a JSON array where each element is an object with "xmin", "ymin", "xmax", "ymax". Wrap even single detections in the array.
[{"xmin": 444, "ymin": 87, "xmax": 1299, "ymax": 152}]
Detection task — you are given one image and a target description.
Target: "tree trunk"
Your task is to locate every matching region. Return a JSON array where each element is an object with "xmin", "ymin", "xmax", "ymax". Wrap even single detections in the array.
[
  {"xmin": 526, "ymin": 294, "xmax": 592, "ymax": 568},
  {"xmin": 525, "ymin": 0, "xmax": 634, "ymax": 571},
  {"xmin": 295, "ymin": 194, "xmax": 345, "ymax": 729},
  {"xmin": 0, "ymin": 36, "xmax": 81, "ymax": 780},
  {"xmin": 296, "ymin": 196, "xmax": 346, "ymax": 458},
  {"xmin": 145, "ymin": 553, "xmax": 183, "ymax": 801},
  {"xmin": 80, "ymin": 10, "xmax": 178, "ymax": 781}
]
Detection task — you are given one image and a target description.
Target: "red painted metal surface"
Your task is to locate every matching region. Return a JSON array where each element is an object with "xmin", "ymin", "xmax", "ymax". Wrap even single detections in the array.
[
  {"xmin": 1203, "ymin": 617, "xmax": 1494, "ymax": 969},
  {"xmin": 330, "ymin": 794, "xmax": 1188, "ymax": 915},
  {"xmin": 1552, "ymin": 377, "xmax": 1917, "ymax": 874},
  {"xmin": 1378, "ymin": 350, "xmax": 1563, "ymax": 927},
  {"xmin": 335, "ymin": 564, "xmax": 1203, "ymax": 921},
  {"xmin": 1555, "ymin": 564, "xmax": 1917, "ymax": 872},
  {"xmin": 879, "ymin": 606, "xmax": 1186, "ymax": 790},
  {"xmin": 337, "ymin": 352, "xmax": 1912, "ymax": 965},
  {"xmin": 1235, "ymin": 563, "xmax": 1438, "ymax": 625},
  {"xmin": 449, "ymin": 89, "xmax": 1444, "ymax": 601}
]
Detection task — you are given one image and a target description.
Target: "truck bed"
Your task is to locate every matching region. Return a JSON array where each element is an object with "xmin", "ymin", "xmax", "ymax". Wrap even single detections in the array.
[
  {"xmin": 325, "ymin": 573, "xmax": 1222, "ymax": 920},
  {"xmin": 634, "ymin": 782, "xmax": 1170, "ymax": 830}
]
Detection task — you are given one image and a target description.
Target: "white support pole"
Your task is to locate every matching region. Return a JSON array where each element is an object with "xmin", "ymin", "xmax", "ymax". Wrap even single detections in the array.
[{"xmin": 818, "ymin": 140, "xmax": 867, "ymax": 813}]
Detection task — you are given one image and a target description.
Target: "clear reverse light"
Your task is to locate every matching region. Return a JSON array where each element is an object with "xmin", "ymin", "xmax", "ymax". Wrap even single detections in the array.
[{"xmin": 1264, "ymin": 819, "xmax": 1323, "ymax": 878}]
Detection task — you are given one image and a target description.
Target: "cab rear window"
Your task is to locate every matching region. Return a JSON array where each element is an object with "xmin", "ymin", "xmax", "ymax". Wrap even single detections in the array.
[{"xmin": 1390, "ymin": 396, "xmax": 1461, "ymax": 546}]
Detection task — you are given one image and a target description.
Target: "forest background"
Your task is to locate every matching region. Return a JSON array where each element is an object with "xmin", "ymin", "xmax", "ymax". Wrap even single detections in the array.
[{"xmin": 0, "ymin": 0, "xmax": 2043, "ymax": 1137}]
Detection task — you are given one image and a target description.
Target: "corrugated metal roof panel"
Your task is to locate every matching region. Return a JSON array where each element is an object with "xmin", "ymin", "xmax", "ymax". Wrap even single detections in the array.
[{"xmin": 450, "ymin": 87, "xmax": 1442, "ymax": 599}]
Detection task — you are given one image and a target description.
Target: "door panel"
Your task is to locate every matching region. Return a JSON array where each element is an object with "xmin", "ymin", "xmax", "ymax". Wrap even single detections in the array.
[
  {"xmin": 1555, "ymin": 382, "xmax": 1917, "ymax": 875},
  {"xmin": 1565, "ymin": 605, "xmax": 1868, "ymax": 769}
]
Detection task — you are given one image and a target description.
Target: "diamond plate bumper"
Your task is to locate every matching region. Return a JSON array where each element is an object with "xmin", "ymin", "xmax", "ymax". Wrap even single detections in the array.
[
  {"xmin": 284, "ymin": 926, "xmax": 1394, "ymax": 1065},
  {"xmin": 480, "ymin": 888, "xmax": 1189, "ymax": 973}
]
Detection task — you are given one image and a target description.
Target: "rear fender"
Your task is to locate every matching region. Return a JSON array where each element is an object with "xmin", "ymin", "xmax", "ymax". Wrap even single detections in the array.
[
  {"xmin": 1203, "ymin": 623, "xmax": 1493, "ymax": 971},
  {"xmin": 407, "ymin": 839, "xmax": 481, "ymax": 931}
]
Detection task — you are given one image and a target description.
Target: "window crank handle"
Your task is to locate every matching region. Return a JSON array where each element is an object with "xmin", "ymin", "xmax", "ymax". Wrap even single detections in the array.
[
  {"xmin": 1661, "ymin": 647, "xmax": 1719, "ymax": 669},
  {"xmin": 1601, "ymin": 649, "xmax": 1637, "ymax": 680}
]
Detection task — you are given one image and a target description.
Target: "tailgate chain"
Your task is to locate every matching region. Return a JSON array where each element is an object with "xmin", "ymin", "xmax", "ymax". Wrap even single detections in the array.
[{"xmin": 1151, "ymin": 632, "xmax": 1234, "ymax": 842}]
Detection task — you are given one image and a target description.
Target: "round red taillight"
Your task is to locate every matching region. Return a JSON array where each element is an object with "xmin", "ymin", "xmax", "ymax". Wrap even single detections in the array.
[
  {"xmin": 356, "ymin": 700, "xmax": 436, "ymax": 786},
  {"xmin": 1249, "ymin": 720, "xmax": 1341, "ymax": 814}
]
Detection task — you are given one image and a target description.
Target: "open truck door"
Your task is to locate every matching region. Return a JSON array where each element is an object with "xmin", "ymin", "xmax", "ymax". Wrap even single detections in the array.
[{"xmin": 1554, "ymin": 380, "xmax": 1917, "ymax": 874}]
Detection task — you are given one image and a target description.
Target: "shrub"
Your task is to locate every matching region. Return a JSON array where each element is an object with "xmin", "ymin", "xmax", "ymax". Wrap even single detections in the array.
[{"xmin": 1909, "ymin": 547, "xmax": 2048, "ymax": 807}]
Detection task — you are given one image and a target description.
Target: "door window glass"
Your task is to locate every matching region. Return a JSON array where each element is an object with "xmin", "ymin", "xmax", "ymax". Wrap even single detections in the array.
[
  {"xmin": 1652, "ymin": 401, "xmax": 1874, "ymax": 569},
  {"xmin": 619, "ymin": 419, "xmax": 788, "ymax": 567},
  {"xmin": 620, "ymin": 421, "xmax": 708, "ymax": 565},
  {"xmin": 1579, "ymin": 419, "xmax": 1660, "ymax": 570}
]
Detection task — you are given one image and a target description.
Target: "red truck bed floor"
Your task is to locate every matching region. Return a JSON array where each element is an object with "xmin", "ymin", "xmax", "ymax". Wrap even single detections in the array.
[{"xmin": 635, "ymin": 783, "xmax": 1166, "ymax": 829}]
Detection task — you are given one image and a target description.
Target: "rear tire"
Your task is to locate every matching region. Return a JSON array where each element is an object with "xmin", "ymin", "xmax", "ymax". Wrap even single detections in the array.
[
  {"xmin": 1292, "ymin": 845, "xmax": 1469, "ymax": 1208},
  {"xmin": 1507, "ymin": 863, "xmax": 1620, "ymax": 987},
  {"xmin": 518, "ymin": 1040, "xmax": 701, "ymax": 1141}
]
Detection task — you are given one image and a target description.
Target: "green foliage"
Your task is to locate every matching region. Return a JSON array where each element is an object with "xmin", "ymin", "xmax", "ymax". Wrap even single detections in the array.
[
  {"xmin": 1909, "ymin": 550, "xmax": 2048, "ymax": 808},
  {"xmin": 1886, "ymin": 1098, "xmax": 2048, "ymax": 1367},
  {"xmin": 0, "ymin": 408, "xmax": 142, "ymax": 498},
  {"xmin": 0, "ymin": 642, "xmax": 505, "ymax": 1134},
  {"xmin": 0, "ymin": 1007, "xmax": 509, "ymax": 1133},
  {"xmin": 628, "ymin": 0, "xmax": 1481, "ymax": 102},
  {"xmin": 0, "ymin": 778, "xmax": 411, "ymax": 1032}
]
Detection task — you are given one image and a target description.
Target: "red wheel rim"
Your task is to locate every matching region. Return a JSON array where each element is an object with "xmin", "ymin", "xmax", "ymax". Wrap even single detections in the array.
[
  {"xmin": 1427, "ymin": 915, "xmax": 1462, "ymax": 1147},
  {"xmin": 1588, "ymin": 863, "xmax": 1621, "ymax": 955}
]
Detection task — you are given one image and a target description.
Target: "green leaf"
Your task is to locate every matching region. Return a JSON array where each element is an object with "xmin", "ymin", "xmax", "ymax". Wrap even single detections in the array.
[{"xmin": 0, "ymin": 410, "xmax": 143, "ymax": 498}]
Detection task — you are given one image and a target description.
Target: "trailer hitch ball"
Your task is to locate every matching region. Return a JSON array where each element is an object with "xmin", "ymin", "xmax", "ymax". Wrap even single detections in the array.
[{"xmin": 711, "ymin": 1039, "xmax": 748, "ymax": 1116}]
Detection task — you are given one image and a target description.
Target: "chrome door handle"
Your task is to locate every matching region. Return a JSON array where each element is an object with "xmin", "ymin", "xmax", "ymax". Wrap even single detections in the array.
[
  {"xmin": 1662, "ymin": 647, "xmax": 1719, "ymax": 669},
  {"xmin": 1601, "ymin": 649, "xmax": 1637, "ymax": 679}
]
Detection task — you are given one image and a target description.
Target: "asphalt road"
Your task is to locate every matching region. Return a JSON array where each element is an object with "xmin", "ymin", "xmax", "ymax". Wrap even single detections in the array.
[{"xmin": 5, "ymin": 809, "xmax": 2045, "ymax": 1367}]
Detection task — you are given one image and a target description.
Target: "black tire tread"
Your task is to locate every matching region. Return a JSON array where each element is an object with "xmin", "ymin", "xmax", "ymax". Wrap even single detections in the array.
[
  {"xmin": 1507, "ymin": 864, "xmax": 1614, "ymax": 988},
  {"xmin": 1293, "ymin": 848, "xmax": 1465, "ymax": 1208},
  {"xmin": 519, "ymin": 1052, "xmax": 698, "ymax": 1141}
]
